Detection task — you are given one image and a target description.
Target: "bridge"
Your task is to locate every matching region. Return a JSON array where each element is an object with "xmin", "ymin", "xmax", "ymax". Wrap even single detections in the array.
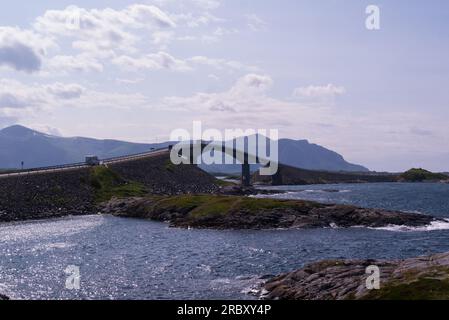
[
  {"xmin": 0, "ymin": 141, "xmax": 280, "ymax": 186},
  {"xmin": 171, "ymin": 140, "xmax": 279, "ymax": 187}
]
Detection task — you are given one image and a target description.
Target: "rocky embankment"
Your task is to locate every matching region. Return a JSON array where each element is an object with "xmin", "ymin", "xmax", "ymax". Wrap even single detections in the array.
[
  {"xmin": 0, "ymin": 168, "xmax": 96, "ymax": 222},
  {"xmin": 108, "ymin": 153, "xmax": 219, "ymax": 195},
  {"xmin": 263, "ymin": 251, "xmax": 449, "ymax": 300},
  {"xmin": 253, "ymin": 164, "xmax": 397, "ymax": 186},
  {"xmin": 100, "ymin": 195, "xmax": 441, "ymax": 230},
  {"xmin": 0, "ymin": 293, "xmax": 9, "ymax": 300},
  {"xmin": 0, "ymin": 152, "xmax": 219, "ymax": 223}
]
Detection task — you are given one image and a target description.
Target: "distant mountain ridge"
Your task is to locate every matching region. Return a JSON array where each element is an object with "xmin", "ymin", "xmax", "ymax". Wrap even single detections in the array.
[
  {"xmin": 0, "ymin": 125, "xmax": 170, "ymax": 169},
  {"xmin": 0, "ymin": 125, "xmax": 369, "ymax": 172},
  {"xmin": 278, "ymin": 138, "xmax": 368, "ymax": 172},
  {"xmin": 198, "ymin": 136, "xmax": 368, "ymax": 173}
]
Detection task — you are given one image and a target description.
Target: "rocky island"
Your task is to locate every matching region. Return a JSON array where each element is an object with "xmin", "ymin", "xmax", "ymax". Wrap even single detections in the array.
[
  {"xmin": 263, "ymin": 251, "xmax": 449, "ymax": 300},
  {"xmin": 398, "ymin": 168, "xmax": 449, "ymax": 183},
  {"xmin": 100, "ymin": 194, "xmax": 442, "ymax": 230}
]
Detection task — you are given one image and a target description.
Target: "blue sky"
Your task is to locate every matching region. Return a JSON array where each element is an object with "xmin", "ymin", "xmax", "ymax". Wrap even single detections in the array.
[{"xmin": 0, "ymin": 0, "xmax": 448, "ymax": 171}]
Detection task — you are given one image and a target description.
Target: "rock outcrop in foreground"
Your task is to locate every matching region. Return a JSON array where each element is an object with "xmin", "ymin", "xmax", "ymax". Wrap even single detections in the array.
[
  {"xmin": 264, "ymin": 251, "xmax": 449, "ymax": 300},
  {"xmin": 0, "ymin": 293, "xmax": 9, "ymax": 300},
  {"xmin": 100, "ymin": 195, "xmax": 441, "ymax": 230}
]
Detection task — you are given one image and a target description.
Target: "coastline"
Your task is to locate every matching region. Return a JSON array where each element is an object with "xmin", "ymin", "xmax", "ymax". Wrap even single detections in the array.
[
  {"xmin": 262, "ymin": 251, "xmax": 449, "ymax": 300},
  {"xmin": 2, "ymin": 183, "xmax": 449, "ymax": 300},
  {"xmin": 0, "ymin": 294, "xmax": 9, "ymax": 300},
  {"xmin": 99, "ymin": 194, "xmax": 442, "ymax": 230}
]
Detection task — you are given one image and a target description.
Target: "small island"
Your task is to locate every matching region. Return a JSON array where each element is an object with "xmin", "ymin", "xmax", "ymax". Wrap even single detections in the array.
[
  {"xmin": 263, "ymin": 251, "xmax": 449, "ymax": 300},
  {"xmin": 100, "ymin": 194, "xmax": 442, "ymax": 230},
  {"xmin": 399, "ymin": 168, "xmax": 449, "ymax": 183}
]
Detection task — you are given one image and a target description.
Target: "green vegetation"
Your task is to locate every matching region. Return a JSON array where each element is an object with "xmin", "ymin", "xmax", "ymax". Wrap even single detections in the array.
[
  {"xmin": 146, "ymin": 195, "xmax": 315, "ymax": 218},
  {"xmin": 164, "ymin": 160, "xmax": 177, "ymax": 173},
  {"xmin": 363, "ymin": 277, "xmax": 449, "ymax": 300},
  {"xmin": 214, "ymin": 178, "xmax": 238, "ymax": 187},
  {"xmin": 89, "ymin": 166, "xmax": 148, "ymax": 203},
  {"xmin": 399, "ymin": 168, "xmax": 447, "ymax": 182},
  {"xmin": 362, "ymin": 266, "xmax": 449, "ymax": 300}
]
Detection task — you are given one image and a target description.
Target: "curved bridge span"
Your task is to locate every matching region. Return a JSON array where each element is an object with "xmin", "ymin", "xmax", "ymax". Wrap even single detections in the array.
[{"xmin": 0, "ymin": 141, "xmax": 280, "ymax": 186}]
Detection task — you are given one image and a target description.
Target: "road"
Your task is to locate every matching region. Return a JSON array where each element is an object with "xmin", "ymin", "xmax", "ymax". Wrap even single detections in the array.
[{"xmin": 0, "ymin": 148, "xmax": 170, "ymax": 179}]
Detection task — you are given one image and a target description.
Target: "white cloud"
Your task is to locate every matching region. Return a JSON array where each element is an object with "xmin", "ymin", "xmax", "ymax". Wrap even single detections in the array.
[
  {"xmin": 172, "ymin": 12, "xmax": 224, "ymax": 28},
  {"xmin": 191, "ymin": 0, "xmax": 221, "ymax": 10},
  {"xmin": 46, "ymin": 83, "xmax": 85, "ymax": 99},
  {"xmin": 77, "ymin": 91, "xmax": 148, "ymax": 110},
  {"xmin": 162, "ymin": 73, "xmax": 280, "ymax": 116},
  {"xmin": 152, "ymin": 31, "xmax": 175, "ymax": 48},
  {"xmin": 28, "ymin": 124, "xmax": 63, "ymax": 136},
  {"xmin": 0, "ymin": 3, "xmax": 246, "ymax": 76},
  {"xmin": 214, "ymin": 27, "xmax": 238, "ymax": 37},
  {"xmin": 293, "ymin": 84, "xmax": 346, "ymax": 98},
  {"xmin": 115, "ymin": 77, "xmax": 145, "ymax": 85},
  {"xmin": 0, "ymin": 27, "xmax": 55, "ymax": 73},
  {"xmin": 0, "ymin": 80, "xmax": 49, "ymax": 110},
  {"xmin": 245, "ymin": 14, "xmax": 267, "ymax": 31},
  {"xmin": 188, "ymin": 56, "xmax": 259, "ymax": 72},
  {"xmin": 46, "ymin": 54, "xmax": 104, "ymax": 73},
  {"xmin": 34, "ymin": 5, "xmax": 176, "ymax": 38},
  {"xmin": 126, "ymin": 4, "xmax": 176, "ymax": 28},
  {"xmin": 112, "ymin": 52, "xmax": 191, "ymax": 72},
  {"xmin": 32, "ymin": 4, "xmax": 177, "ymax": 67},
  {"xmin": 112, "ymin": 52, "xmax": 258, "ymax": 73},
  {"xmin": 0, "ymin": 79, "xmax": 147, "ymax": 116},
  {"xmin": 234, "ymin": 74, "xmax": 273, "ymax": 92}
]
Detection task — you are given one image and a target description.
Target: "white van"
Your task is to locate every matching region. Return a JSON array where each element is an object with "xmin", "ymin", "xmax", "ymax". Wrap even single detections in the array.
[{"xmin": 85, "ymin": 156, "xmax": 100, "ymax": 166}]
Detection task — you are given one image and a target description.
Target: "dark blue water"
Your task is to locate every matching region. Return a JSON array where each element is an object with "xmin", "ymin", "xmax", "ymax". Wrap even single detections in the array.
[
  {"xmin": 257, "ymin": 183, "xmax": 449, "ymax": 218},
  {"xmin": 1, "ymin": 183, "xmax": 449, "ymax": 300}
]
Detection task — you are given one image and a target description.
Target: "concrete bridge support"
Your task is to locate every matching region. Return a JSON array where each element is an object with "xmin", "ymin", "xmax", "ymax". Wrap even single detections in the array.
[
  {"xmin": 271, "ymin": 165, "xmax": 283, "ymax": 185},
  {"xmin": 242, "ymin": 162, "xmax": 251, "ymax": 187}
]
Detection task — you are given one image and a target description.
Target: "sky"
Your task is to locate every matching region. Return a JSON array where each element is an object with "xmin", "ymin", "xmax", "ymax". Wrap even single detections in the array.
[{"xmin": 0, "ymin": 0, "xmax": 448, "ymax": 172}]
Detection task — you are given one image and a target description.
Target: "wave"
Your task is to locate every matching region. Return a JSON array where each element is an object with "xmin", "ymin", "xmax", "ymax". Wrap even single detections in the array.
[
  {"xmin": 372, "ymin": 219, "xmax": 449, "ymax": 232},
  {"xmin": 303, "ymin": 189, "xmax": 351, "ymax": 194}
]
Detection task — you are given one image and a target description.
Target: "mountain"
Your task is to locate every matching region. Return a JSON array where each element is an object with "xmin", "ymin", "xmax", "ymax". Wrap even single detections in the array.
[
  {"xmin": 198, "ymin": 137, "xmax": 368, "ymax": 174},
  {"xmin": 0, "ymin": 125, "xmax": 369, "ymax": 172},
  {"xmin": 0, "ymin": 125, "xmax": 170, "ymax": 169},
  {"xmin": 278, "ymin": 138, "xmax": 368, "ymax": 172}
]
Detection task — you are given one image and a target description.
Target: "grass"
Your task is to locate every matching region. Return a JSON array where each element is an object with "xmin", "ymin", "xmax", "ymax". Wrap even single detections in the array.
[
  {"xmin": 146, "ymin": 195, "xmax": 314, "ymax": 218},
  {"xmin": 400, "ymin": 168, "xmax": 447, "ymax": 182},
  {"xmin": 362, "ymin": 266, "xmax": 449, "ymax": 300},
  {"xmin": 89, "ymin": 166, "xmax": 148, "ymax": 203},
  {"xmin": 214, "ymin": 179, "xmax": 238, "ymax": 187},
  {"xmin": 165, "ymin": 160, "xmax": 177, "ymax": 173},
  {"xmin": 363, "ymin": 277, "xmax": 449, "ymax": 300}
]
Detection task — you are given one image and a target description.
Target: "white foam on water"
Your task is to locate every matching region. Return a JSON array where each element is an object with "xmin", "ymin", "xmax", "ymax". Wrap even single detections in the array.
[
  {"xmin": 0, "ymin": 215, "xmax": 106, "ymax": 242},
  {"xmin": 372, "ymin": 219, "xmax": 449, "ymax": 232}
]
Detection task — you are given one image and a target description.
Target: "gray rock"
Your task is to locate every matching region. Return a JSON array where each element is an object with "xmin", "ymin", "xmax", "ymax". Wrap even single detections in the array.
[
  {"xmin": 263, "ymin": 251, "xmax": 449, "ymax": 300},
  {"xmin": 0, "ymin": 293, "xmax": 10, "ymax": 300},
  {"xmin": 100, "ymin": 195, "xmax": 441, "ymax": 230}
]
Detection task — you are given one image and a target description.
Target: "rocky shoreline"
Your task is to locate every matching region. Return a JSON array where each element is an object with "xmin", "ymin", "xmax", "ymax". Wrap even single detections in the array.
[
  {"xmin": 262, "ymin": 251, "xmax": 449, "ymax": 300},
  {"xmin": 99, "ymin": 194, "xmax": 442, "ymax": 230},
  {"xmin": 0, "ymin": 293, "xmax": 9, "ymax": 300}
]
